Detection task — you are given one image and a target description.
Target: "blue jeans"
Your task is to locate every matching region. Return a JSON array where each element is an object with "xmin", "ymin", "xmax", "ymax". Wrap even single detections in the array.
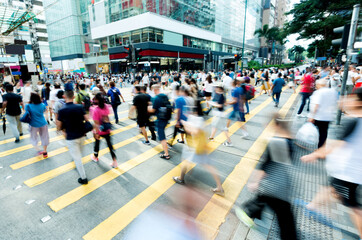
[
  {"xmin": 156, "ymin": 120, "xmax": 168, "ymax": 141},
  {"xmin": 112, "ymin": 104, "xmax": 119, "ymax": 123},
  {"xmin": 297, "ymin": 92, "xmax": 311, "ymax": 114},
  {"xmin": 272, "ymin": 92, "xmax": 281, "ymax": 104}
]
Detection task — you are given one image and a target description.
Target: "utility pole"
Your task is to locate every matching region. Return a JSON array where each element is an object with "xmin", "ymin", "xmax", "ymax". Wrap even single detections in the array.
[
  {"xmin": 241, "ymin": 0, "xmax": 248, "ymax": 70},
  {"xmin": 336, "ymin": 4, "xmax": 360, "ymax": 125}
]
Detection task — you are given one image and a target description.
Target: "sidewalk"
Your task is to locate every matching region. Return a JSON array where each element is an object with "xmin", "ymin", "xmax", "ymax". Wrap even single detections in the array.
[{"xmin": 216, "ymin": 95, "xmax": 361, "ymax": 240}]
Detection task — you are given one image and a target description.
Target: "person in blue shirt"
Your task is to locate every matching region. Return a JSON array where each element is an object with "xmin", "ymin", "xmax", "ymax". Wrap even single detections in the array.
[
  {"xmin": 26, "ymin": 93, "xmax": 50, "ymax": 158},
  {"xmin": 149, "ymin": 85, "xmax": 171, "ymax": 160},
  {"xmin": 170, "ymin": 86, "xmax": 194, "ymax": 146},
  {"xmin": 226, "ymin": 79, "xmax": 249, "ymax": 139},
  {"xmin": 271, "ymin": 73, "xmax": 286, "ymax": 107},
  {"xmin": 107, "ymin": 81, "xmax": 125, "ymax": 124}
]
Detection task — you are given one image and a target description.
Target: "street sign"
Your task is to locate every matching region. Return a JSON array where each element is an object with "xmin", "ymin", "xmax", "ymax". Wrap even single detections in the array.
[
  {"xmin": 44, "ymin": 67, "xmax": 48, "ymax": 73},
  {"xmin": 317, "ymin": 57, "xmax": 326, "ymax": 61}
]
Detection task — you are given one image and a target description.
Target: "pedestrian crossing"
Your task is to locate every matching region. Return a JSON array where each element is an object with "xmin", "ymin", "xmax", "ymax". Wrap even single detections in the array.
[{"xmin": 0, "ymin": 86, "xmax": 298, "ymax": 239}]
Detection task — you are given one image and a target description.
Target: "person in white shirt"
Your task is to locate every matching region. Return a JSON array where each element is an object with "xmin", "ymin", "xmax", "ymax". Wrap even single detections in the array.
[
  {"xmin": 142, "ymin": 73, "xmax": 149, "ymax": 87},
  {"xmin": 21, "ymin": 81, "xmax": 32, "ymax": 104},
  {"xmin": 308, "ymin": 79, "xmax": 338, "ymax": 148},
  {"xmin": 222, "ymin": 72, "xmax": 233, "ymax": 99},
  {"xmin": 352, "ymin": 68, "xmax": 362, "ymax": 87},
  {"xmin": 345, "ymin": 66, "xmax": 358, "ymax": 94},
  {"xmin": 49, "ymin": 83, "xmax": 61, "ymax": 122}
]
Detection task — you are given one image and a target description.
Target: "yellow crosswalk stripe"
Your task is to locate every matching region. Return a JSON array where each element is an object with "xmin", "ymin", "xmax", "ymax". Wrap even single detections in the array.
[
  {"xmin": 46, "ymin": 108, "xmax": 229, "ymax": 212},
  {"xmin": 10, "ymin": 119, "xmax": 134, "ymax": 170},
  {"xmin": 0, "ymin": 115, "xmax": 130, "ymax": 158},
  {"xmin": 23, "ymin": 120, "xmax": 177, "ymax": 187},
  {"xmin": 47, "ymin": 86, "xmax": 272, "ymax": 213},
  {"xmin": 0, "ymin": 110, "xmax": 128, "ymax": 145},
  {"xmin": 82, "ymin": 89, "xmax": 277, "ymax": 240},
  {"xmin": 195, "ymin": 88, "xmax": 300, "ymax": 239}
]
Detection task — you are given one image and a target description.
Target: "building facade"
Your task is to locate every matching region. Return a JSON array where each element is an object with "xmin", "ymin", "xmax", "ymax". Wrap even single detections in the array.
[
  {"xmin": 44, "ymin": 0, "xmax": 264, "ymax": 73},
  {"xmin": 0, "ymin": 0, "xmax": 51, "ymax": 69}
]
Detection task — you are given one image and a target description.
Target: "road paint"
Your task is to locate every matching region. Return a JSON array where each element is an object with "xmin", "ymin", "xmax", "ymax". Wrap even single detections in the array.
[
  {"xmin": 195, "ymin": 87, "xmax": 300, "ymax": 239},
  {"xmin": 0, "ymin": 115, "xmax": 130, "ymax": 158},
  {"xmin": 10, "ymin": 120, "xmax": 137, "ymax": 170},
  {"xmin": 0, "ymin": 110, "xmax": 128, "ymax": 145},
  {"xmin": 82, "ymin": 88, "xmax": 278, "ymax": 240}
]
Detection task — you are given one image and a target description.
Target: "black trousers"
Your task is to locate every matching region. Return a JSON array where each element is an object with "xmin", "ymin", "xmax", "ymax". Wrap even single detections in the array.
[
  {"xmin": 314, "ymin": 120, "xmax": 330, "ymax": 148},
  {"xmin": 244, "ymin": 195, "xmax": 297, "ymax": 240},
  {"xmin": 94, "ymin": 134, "xmax": 116, "ymax": 159}
]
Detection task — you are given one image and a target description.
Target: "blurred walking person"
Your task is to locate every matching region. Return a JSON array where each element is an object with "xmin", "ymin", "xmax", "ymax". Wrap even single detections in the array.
[
  {"xmin": 301, "ymin": 88, "xmax": 362, "ymax": 238},
  {"xmin": 149, "ymin": 85, "xmax": 172, "ymax": 160},
  {"xmin": 1, "ymin": 84, "xmax": 24, "ymax": 142},
  {"xmin": 107, "ymin": 81, "xmax": 125, "ymax": 124},
  {"xmin": 271, "ymin": 73, "xmax": 285, "ymax": 107},
  {"xmin": 41, "ymin": 82, "xmax": 51, "ymax": 124},
  {"xmin": 26, "ymin": 93, "xmax": 49, "ymax": 157},
  {"xmin": 57, "ymin": 90, "xmax": 89, "ymax": 185},
  {"xmin": 236, "ymin": 114, "xmax": 297, "ymax": 240},
  {"xmin": 91, "ymin": 93, "xmax": 118, "ymax": 168},
  {"xmin": 297, "ymin": 67, "xmax": 314, "ymax": 117}
]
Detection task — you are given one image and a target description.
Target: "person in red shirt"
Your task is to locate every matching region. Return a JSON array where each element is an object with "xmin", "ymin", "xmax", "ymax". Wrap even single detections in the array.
[{"xmin": 297, "ymin": 67, "xmax": 315, "ymax": 117}]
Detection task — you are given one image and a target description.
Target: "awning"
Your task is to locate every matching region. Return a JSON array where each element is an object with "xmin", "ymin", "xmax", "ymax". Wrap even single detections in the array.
[{"xmin": 0, "ymin": 5, "xmax": 36, "ymax": 36}]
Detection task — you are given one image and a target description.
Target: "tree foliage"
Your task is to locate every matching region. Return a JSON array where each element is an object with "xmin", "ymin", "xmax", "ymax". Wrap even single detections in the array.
[
  {"xmin": 290, "ymin": 45, "xmax": 306, "ymax": 63},
  {"xmin": 284, "ymin": 0, "xmax": 360, "ymax": 56},
  {"xmin": 254, "ymin": 24, "xmax": 286, "ymax": 47}
]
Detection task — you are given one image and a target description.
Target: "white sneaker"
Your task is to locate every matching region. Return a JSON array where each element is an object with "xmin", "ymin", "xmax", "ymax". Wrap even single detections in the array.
[
  {"xmin": 223, "ymin": 142, "xmax": 233, "ymax": 147},
  {"xmin": 241, "ymin": 131, "xmax": 249, "ymax": 139},
  {"xmin": 297, "ymin": 113, "xmax": 305, "ymax": 118}
]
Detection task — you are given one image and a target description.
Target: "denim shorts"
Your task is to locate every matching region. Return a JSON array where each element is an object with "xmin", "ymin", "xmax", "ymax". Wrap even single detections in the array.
[
  {"xmin": 228, "ymin": 110, "xmax": 245, "ymax": 122},
  {"xmin": 156, "ymin": 120, "xmax": 168, "ymax": 141}
]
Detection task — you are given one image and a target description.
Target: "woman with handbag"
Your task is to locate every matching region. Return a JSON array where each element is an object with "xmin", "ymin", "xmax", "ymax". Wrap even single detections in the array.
[
  {"xmin": 26, "ymin": 93, "xmax": 49, "ymax": 158},
  {"xmin": 91, "ymin": 93, "xmax": 118, "ymax": 168}
]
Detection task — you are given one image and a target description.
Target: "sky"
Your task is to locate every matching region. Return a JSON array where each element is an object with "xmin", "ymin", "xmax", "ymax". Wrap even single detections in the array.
[{"xmin": 284, "ymin": 0, "xmax": 313, "ymax": 50}]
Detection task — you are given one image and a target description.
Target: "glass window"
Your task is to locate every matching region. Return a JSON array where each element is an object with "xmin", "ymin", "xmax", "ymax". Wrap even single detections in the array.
[
  {"xmin": 122, "ymin": 32, "xmax": 131, "ymax": 45},
  {"xmin": 142, "ymin": 28, "xmax": 150, "ymax": 42},
  {"xmin": 149, "ymin": 29, "xmax": 155, "ymax": 42},
  {"xmin": 131, "ymin": 30, "xmax": 141, "ymax": 43},
  {"xmin": 155, "ymin": 29, "xmax": 163, "ymax": 43}
]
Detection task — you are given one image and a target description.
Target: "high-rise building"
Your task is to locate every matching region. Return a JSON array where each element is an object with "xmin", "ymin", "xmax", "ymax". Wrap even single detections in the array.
[
  {"xmin": 44, "ymin": 0, "xmax": 264, "ymax": 73},
  {"xmin": 0, "ymin": 0, "xmax": 51, "ymax": 69}
]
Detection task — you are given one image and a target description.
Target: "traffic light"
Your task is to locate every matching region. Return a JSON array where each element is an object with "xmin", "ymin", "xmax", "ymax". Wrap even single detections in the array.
[
  {"xmin": 124, "ymin": 45, "xmax": 133, "ymax": 62},
  {"xmin": 135, "ymin": 48, "xmax": 142, "ymax": 62},
  {"xmin": 332, "ymin": 24, "xmax": 350, "ymax": 50},
  {"xmin": 234, "ymin": 54, "xmax": 241, "ymax": 61},
  {"xmin": 326, "ymin": 48, "xmax": 333, "ymax": 57}
]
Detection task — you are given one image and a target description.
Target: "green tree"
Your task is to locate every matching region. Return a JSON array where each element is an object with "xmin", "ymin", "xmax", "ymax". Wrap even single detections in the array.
[
  {"xmin": 254, "ymin": 24, "xmax": 280, "ymax": 47},
  {"xmin": 290, "ymin": 45, "xmax": 306, "ymax": 63},
  {"xmin": 284, "ymin": 0, "xmax": 360, "ymax": 56}
]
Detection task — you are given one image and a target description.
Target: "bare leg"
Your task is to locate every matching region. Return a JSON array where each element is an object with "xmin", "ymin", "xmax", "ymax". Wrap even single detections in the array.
[
  {"xmin": 161, "ymin": 140, "xmax": 169, "ymax": 156},
  {"xmin": 204, "ymin": 164, "xmax": 223, "ymax": 191},
  {"xmin": 224, "ymin": 130, "xmax": 231, "ymax": 143},
  {"xmin": 141, "ymin": 126, "xmax": 148, "ymax": 141},
  {"xmin": 350, "ymin": 208, "xmax": 362, "ymax": 238},
  {"xmin": 307, "ymin": 186, "xmax": 337, "ymax": 211},
  {"xmin": 209, "ymin": 127, "xmax": 217, "ymax": 139}
]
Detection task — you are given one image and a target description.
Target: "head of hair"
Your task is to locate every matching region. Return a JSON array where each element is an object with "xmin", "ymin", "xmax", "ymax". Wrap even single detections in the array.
[
  {"xmin": 135, "ymin": 85, "xmax": 142, "ymax": 92},
  {"xmin": 225, "ymin": 72, "xmax": 230, "ymax": 76},
  {"xmin": 79, "ymin": 83, "xmax": 86, "ymax": 90},
  {"xmin": 244, "ymin": 77, "xmax": 250, "ymax": 84},
  {"xmin": 54, "ymin": 83, "xmax": 61, "ymax": 89},
  {"xmin": 5, "ymin": 84, "xmax": 13, "ymax": 92},
  {"xmin": 180, "ymin": 86, "xmax": 190, "ymax": 96},
  {"xmin": 278, "ymin": 72, "xmax": 283, "ymax": 78},
  {"xmin": 206, "ymin": 75, "xmax": 212, "ymax": 83},
  {"xmin": 272, "ymin": 113, "xmax": 290, "ymax": 133},
  {"xmin": 95, "ymin": 93, "xmax": 105, "ymax": 109},
  {"xmin": 56, "ymin": 90, "xmax": 64, "ymax": 99},
  {"xmin": 110, "ymin": 81, "xmax": 116, "ymax": 88},
  {"xmin": 30, "ymin": 93, "xmax": 42, "ymax": 104},
  {"xmin": 64, "ymin": 90, "xmax": 74, "ymax": 99}
]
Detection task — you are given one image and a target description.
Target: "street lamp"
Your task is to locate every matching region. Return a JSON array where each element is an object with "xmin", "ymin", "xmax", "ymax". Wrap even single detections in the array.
[{"xmin": 241, "ymin": 0, "xmax": 248, "ymax": 70}]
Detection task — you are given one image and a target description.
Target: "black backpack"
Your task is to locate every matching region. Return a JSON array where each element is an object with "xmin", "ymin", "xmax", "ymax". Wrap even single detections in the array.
[
  {"xmin": 79, "ymin": 92, "xmax": 91, "ymax": 111},
  {"xmin": 157, "ymin": 94, "xmax": 172, "ymax": 121},
  {"xmin": 111, "ymin": 89, "xmax": 121, "ymax": 105}
]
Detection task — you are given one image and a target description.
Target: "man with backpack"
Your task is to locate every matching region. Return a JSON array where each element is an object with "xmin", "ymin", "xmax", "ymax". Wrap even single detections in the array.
[
  {"xmin": 107, "ymin": 81, "xmax": 125, "ymax": 124},
  {"xmin": 75, "ymin": 83, "xmax": 91, "ymax": 113},
  {"xmin": 271, "ymin": 73, "xmax": 285, "ymax": 107},
  {"xmin": 149, "ymin": 85, "xmax": 172, "ymax": 160}
]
